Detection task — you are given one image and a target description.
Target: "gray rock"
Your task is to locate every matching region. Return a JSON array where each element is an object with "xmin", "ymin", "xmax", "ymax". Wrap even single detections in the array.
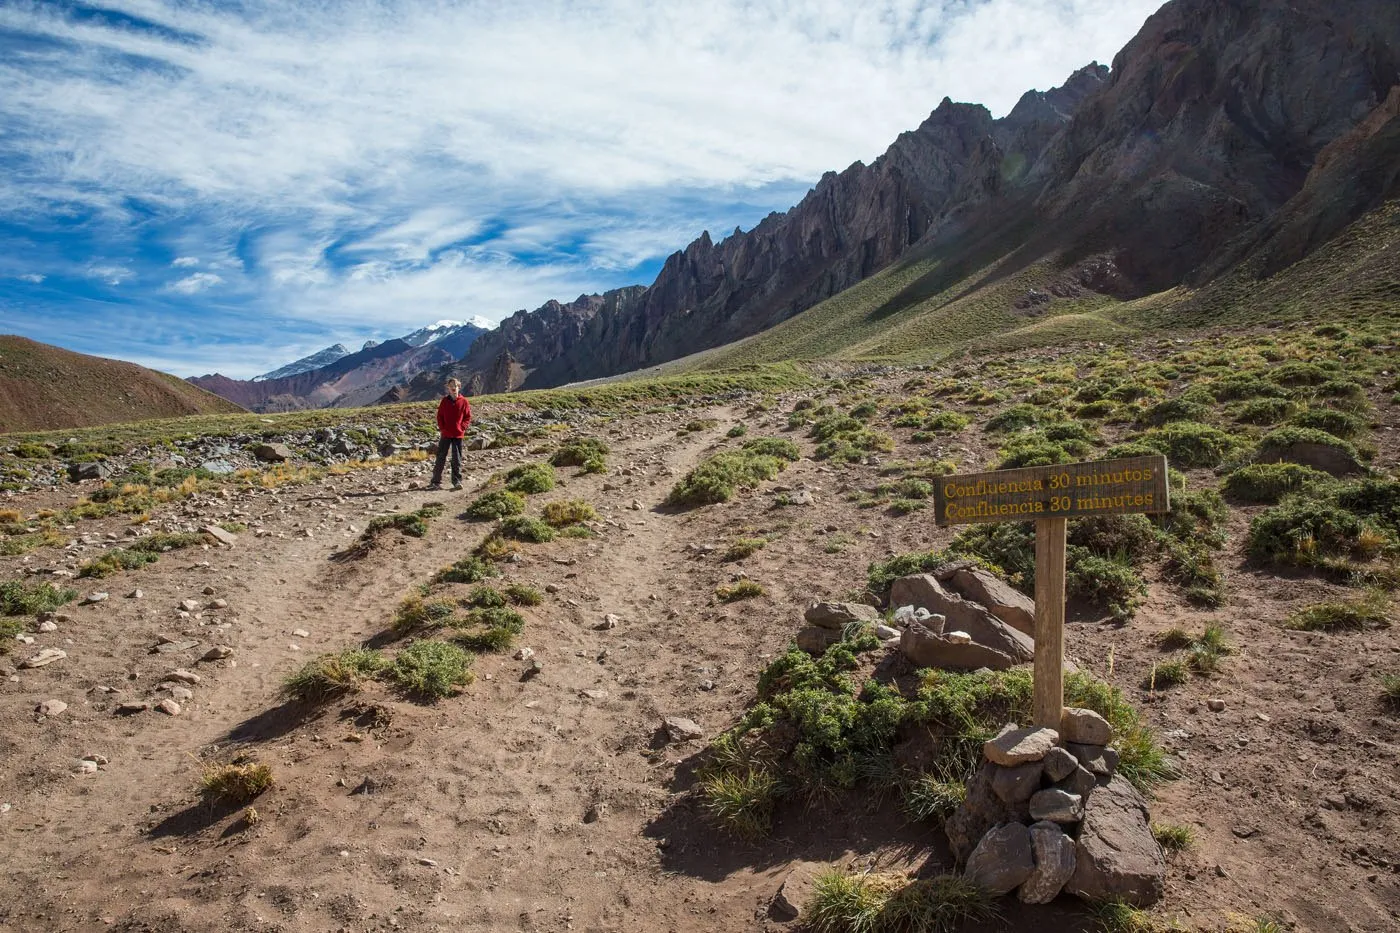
[
  {"xmin": 964, "ymin": 822, "xmax": 1035, "ymax": 895},
  {"xmin": 992, "ymin": 761, "xmax": 1044, "ymax": 804},
  {"xmin": 82, "ymin": 592, "xmax": 109, "ymax": 604},
  {"xmin": 152, "ymin": 639, "xmax": 200, "ymax": 655},
  {"xmin": 803, "ymin": 601, "xmax": 880, "ymax": 630},
  {"xmin": 1029, "ymin": 788, "xmax": 1085, "ymax": 823},
  {"xmin": 201, "ymin": 645, "xmax": 233, "ymax": 662},
  {"xmin": 200, "ymin": 459, "xmax": 237, "ymax": 475},
  {"xmin": 1066, "ymin": 775, "xmax": 1166, "ymax": 907},
  {"xmin": 946, "ymin": 567, "xmax": 1036, "ymax": 637},
  {"xmin": 166, "ymin": 668, "xmax": 201, "ymax": 684},
  {"xmin": 900, "ymin": 621, "xmax": 1017, "ymax": 671},
  {"xmin": 154, "ymin": 698, "xmax": 181, "ymax": 716},
  {"xmin": 1068, "ymin": 742, "xmax": 1120, "ymax": 777},
  {"xmin": 73, "ymin": 759, "xmax": 99, "ymax": 774},
  {"xmin": 68, "ymin": 461, "xmax": 113, "ymax": 482},
  {"xmin": 115, "ymin": 701, "xmax": 149, "ymax": 715},
  {"xmin": 769, "ymin": 861, "xmax": 823, "ymax": 921},
  {"xmin": 946, "ymin": 761, "xmax": 1026, "ymax": 863},
  {"xmin": 20, "ymin": 648, "xmax": 66, "ymax": 669},
  {"xmin": 1057, "ymin": 765, "xmax": 1099, "ymax": 797},
  {"xmin": 1061, "ymin": 707, "xmax": 1113, "ymax": 745},
  {"xmin": 663, "ymin": 716, "xmax": 704, "ymax": 742},
  {"xmin": 467, "ymin": 434, "xmax": 494, "ymax": 451},
  {"xmin": 889, "ymin": 574, "xmax": 1034, "ymax": 662},
  {"xmin": 796, "ymin": 625, "xmax": 844, "ymax": 655},
  {"xmin": 202, "ymin": 524, "xmax": 238, "ymax": 546},
  {"xmin": 178, "ymin": 599, "xmax": 201, "ymax": 613},
  {"xmin": 1019, "ymin": 821, "xmax": 1077, "ymax": 904},
  {"xmin": 984, "ymin": 725, "xmax": 1059, "ymax": 766},
  {"xmin": 873, "ymin": 624, "xmax": 900, "ymax": 640},
  {"xmin": 251, "ymin": 443, "xmax": 294, "ymax": 463},
  {"xmin": 37, "ymin": 699, "xmax": 68, "ymax": 716},
  {"xmin": 1043, "ymin": 747, "xmax": 1079, "ymax": 782}
]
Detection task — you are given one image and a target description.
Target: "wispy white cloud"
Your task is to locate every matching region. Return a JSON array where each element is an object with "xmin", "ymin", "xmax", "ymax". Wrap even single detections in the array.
[
  {"xmin": 0, "ymin": 0, "xmax": 1162, "ymax": 375},
  {"xmin": 164, "ymin": 271, "xmax": 224, "ymax": 294},
  {"xmin": 15, "ymin": 273, "xmax": 45, "ymax": 284}
]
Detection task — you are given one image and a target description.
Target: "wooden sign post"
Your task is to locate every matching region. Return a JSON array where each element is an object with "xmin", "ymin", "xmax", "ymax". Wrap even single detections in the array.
[{"xmin": 934, "ymin": 454, "xmax": 1170, "ymax": 729}]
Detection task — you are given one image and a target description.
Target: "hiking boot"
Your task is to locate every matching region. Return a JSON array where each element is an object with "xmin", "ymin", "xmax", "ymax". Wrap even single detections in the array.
[
  {"xmin": 451, "ymin": 482, "xmax": 463, "ymax": 491},
  {"xmin": 426, "ymin": 482, "xmax": 443, "ymax": 491}
]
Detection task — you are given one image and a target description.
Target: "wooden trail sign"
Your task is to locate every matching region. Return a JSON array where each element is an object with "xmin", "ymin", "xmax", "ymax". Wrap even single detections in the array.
[{"xmin": 933, "ymin": 455, "xmax": 1170, "ymax": 729}]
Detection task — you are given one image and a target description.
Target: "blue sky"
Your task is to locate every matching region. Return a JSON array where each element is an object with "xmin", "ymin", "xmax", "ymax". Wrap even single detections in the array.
[{"xmin": 0, "ymin": 0, "xmax": 1161, "ymax": 379}]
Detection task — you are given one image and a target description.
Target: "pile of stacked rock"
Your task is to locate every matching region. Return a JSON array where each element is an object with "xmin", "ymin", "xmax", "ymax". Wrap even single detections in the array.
[{"xmin": 947, "ymin": 709, "xmax": 1166, "ymax": 906}]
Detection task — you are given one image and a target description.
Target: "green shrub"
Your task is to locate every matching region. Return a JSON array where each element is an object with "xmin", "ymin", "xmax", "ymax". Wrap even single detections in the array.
[
  {"xmin": 1291, "ymin": 408, "xmax": 1368, "ymax": 440},
  {"xmin": 1335, "ymin": 478, "xmax": 1400, "ymax": 532},
  {"xmin": 1207, "ymin": 374, "xmax": 1288, "ymax": 401},
  {"xmin": 392, "ymin": 595, "xmax": 458, "ymax": 634},
  {"xmin": 1222, "ymin": 463, "xmax": 1332, "ymax": 504},
  {"xmin": 1067, "ymin": 549, "xmax": 1147, "ymax": 622},
  {"xmin": 496, "ymin": 515, "xmax": 557, "ymax": 543},
  {"xmin": 387, "ymin": 640, "xmax": 474, "ymax": 699},
  {"xmin": 867, "ymin": 548, "xmax": 959, "ymax": 596},
  {"xmin": 1286, "ymin": 593, "xmax": 1391, "ymax": 631},
  {"xmin": 1246, "ymin": 496, "xmax": 1371, "ymax": 566},
  {"xmin": 504, "ymin": 463, "xmax": 555, "ymax": 494},
  {"xmin": 850, "ymin": 401, "xmax": 879, "ymax": 420},
  {"xmin": 726, "ymin": 424, "xmax": 747, "ymax": 438},
  {"xmin": 1231, "ymin": 397, "xmax": 1295, "ymax": 425},
  {"xmin": 698, "ymin": 766, "xmax": 782, "ymax": 840},
  {"xmin": 281, "ymin": 649, "xmax": 389, "ymax": 702},
  {"xmin": 902, "ymin": 773, "xmax": 967, "ymax": 822},
  {"xmin": 815, "ymin": 429, "xmax": 895, "ymax": 463},
  {"xmin": 1077, "ymin": 400, "xmax": 1117, "ymax": 419},
  {"xmin": 1145, "ymin": 659, "xmax": 1189, "ymax": 689},
  {"xmin": 1269, "ymin": 361, "xmax": 1330, "ymax": 387},
  {"xmin": 465, "ymin": 585, "xmax": 506, "ymax": 608},
  {"xmin": 807, "ymin": 871, "xmax": 998, "ymax": 933},
  {"xmin": 1138, "ymin": 397, "xmax": 1211, "ymax": 427},
  {"xmin": 464, "ymin": 489, "xmax": 526, "ymax": 520},
  {"xmin": 550, "ymin": 437, "xmax": 611, "ymax": 467},
  {"xmin": 0, "ymin": 579, "xmax": 77, "ymax": 616},
  {"xmin": 996, "ymin": 436, "xmax": 1079, "ymax": 469},
  {"xmin": 985, "ymin": 403, "xmax": 1043, "ymax": 432},
  {"xmin": 366, "ymin": 505, "xmax": 441, "ymax": 538},
  {"xmin": 666, "ymin": 450, "xmax": 788, "ymax": 507},
  {"xmin": 451, "ymin": 606, "xmax": 526, "ymax": 651},
  {"xmin": 78, "ymin": 548, "xmax": 158, "ymax": 578},
  {"xmin": 950, "ymin": 523, "xmax": 1035, "ymax": 587},
  {"xmin": 723, "ymin": 537, "xmax": 767, "ymax": 561},
  {"xmin": 433, "ymin": 555, "xmax": 499, "ymax": 584},
  {"xmin": 1069, "ymin": 514, "xmax": 1157, "ymax": 564},
  {"xmin": 1255, "ymin": 426, "xmax": 1359, "ymax": 464},
  {"xmin": 742, "ymin": 437, "xmax": 801, "ymax": 461},
  {"xmin": 1135, "ymin": 421, "xmax": 1245, "ymax": 468},
  {"xmin": 921, "ymin": 411, "xmax": 970, "ymax": 433},
  {"xmin": 13, "ymin": 443, "xmax": 51, "ymax": 459}
]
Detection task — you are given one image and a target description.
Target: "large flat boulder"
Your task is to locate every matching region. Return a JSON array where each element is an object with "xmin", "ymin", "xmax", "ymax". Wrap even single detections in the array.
[
  {"xmin": 964, "ymin": 822, "xmax": 1034, "ymax": 895},
  {"xmin": 900, "ymin": 621, "xmax": 1017, "ymax": 671},
  {"xmin": 890, "ymin": 575, "xmax": 1034, "ymax": 662},
  {"xmin": 803, "ymin": 601, "xmax": 880, "ymax": 631},
  {"xmin": 984, "ymin": 725, "xmax": 1059, "ymax": 766},
  {"xmin": 946, "ymin": 567, "xmax": 1036, "ymax": 637},
  {"xmin": 1065, "ymin": 775, "xmax": 1166, "ymax": 907}
]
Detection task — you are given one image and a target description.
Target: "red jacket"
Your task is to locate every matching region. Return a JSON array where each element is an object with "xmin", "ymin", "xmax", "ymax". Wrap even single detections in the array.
[{"xmin": 437, "ymin": 394, "xmax": 471, "ymax": 438}]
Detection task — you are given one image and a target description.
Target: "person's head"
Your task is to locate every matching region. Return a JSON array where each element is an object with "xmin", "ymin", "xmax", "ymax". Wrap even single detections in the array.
[{"xmin": 445, "ymin": 377, "xmax": 460, "ymax": 398}]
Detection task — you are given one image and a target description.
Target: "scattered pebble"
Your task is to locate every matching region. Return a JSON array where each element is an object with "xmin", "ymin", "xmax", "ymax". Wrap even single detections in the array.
[
  {"xmin": 37, "ymin": 699, "xmax": 68, "ymax": 716},
  {"xmin": 82, "ymin": 592, "xmax": 109, "ymax": 604},
  {"xmin": 1207, "ymin": 698, "xmax": 1226, "ymax": 712}
]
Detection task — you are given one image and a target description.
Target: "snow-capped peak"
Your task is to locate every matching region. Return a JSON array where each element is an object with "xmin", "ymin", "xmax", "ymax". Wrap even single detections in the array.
[{"xmin": 468, "ymin": 316, "xmax": 495, "ymax": 330}]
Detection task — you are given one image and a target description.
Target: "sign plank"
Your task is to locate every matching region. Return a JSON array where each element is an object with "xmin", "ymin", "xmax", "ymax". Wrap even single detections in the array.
[{"xmin": 933, "ymin": 454, "xmax": 1170, "ymax": 527}]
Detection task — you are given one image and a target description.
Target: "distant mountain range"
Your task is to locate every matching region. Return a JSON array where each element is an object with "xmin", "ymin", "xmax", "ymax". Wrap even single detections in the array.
[{"xmin": 190, "ymin": 320, "xmax": 488, "ymax": 413}]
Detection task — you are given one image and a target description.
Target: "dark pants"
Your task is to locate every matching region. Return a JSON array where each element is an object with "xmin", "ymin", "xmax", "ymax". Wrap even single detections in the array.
[{"xmin": 432, "ymin": 437, "xmax": 463, "ymax": 485}]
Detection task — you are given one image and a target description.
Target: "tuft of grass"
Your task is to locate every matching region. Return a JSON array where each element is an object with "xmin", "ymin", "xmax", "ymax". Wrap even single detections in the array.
[
  {"xmin": 366, "ymin": 504, "xmax": 443, "ymax": 539},
  {"xmin": 902, "ymin": 772, "xmax": 967, "ymax": 822},
  {"xmin": 1152, "ymin": 822, "xmax": 1196, "ymax": 853},
  {"xmin": 1145, "ymin": 659, "xmax": 1190, "ymax": 689},
  {"xmin": 201, "ymin": 761, "xmax": 275, "ymax": 805},
  {"xmin": 717, "ymin": 580, "xmax": 765, "ymax": 602},
  {"xmin": 1255, "ymin": 426, "xmax": 1359, "ymax": 466},
  {"xmin": 281, "ymin": 648, "xmax": 389, "ymax": 702},
  {"xmin": 542, "ymin": 498, "xmax": 598, "ymax": 526},
  {"xmin": 392, "ymin": 595, "xmax": 458, "ymax": 634},
  {"xmin": 1286, "ymin": 592, "xmax": 1392, "ymax": 632},
  {"xmin": 726, "ymin": 424, "xmax": 748, "ymax": 438},
  {"xmin": 807, "ymin": 871, "xmax": 894, "ymax": 933},
  {"xmin": 78, "ymin": 548, "xmax": 158, "ymax": 578},
  {"xmin": 1135, "ymin": 421, "xmax": 1247, "ymax": 469},
  {"xmin": 723, "ymin": 537, "xmax": 767, "ymax": 562},
  {"xmin": 1222, "ymin": 462, "xmax": 1332, "ymax": 504},
  {"xmin": 503, "ymin": 582, "xmax": 543, "ymax": 606},
  {"xmin": 504, "ymin": 462, "xmax": 556, "ymax": 494},
  {"xmin": 1092, "ymin": 898, "xmax": 1173, "ymax": 933},
  {"xmin": 464, "ymin": 489, "xmax": 526, "ymax": 520},
  {"xmin": 386, "ymin": 640, "xmax": 474, "ymax": 699},
  {"xmin": 1290, "ymin": 408, "xmax": 1368, "ymax": 440},
  {"xmin": 1380, "ymin": 673, "xmax": 1400, "ymax": 709},
  {"xmin": 806, "ymin": 871, "xmax": 997, "ymax": 933},
  {"xmin": 0, "ymin": 579, "xmax": 78, "ymax": 616},
  {"xmin": 450, "ymin": 606, "xmax": 526, "ymax": 652},
  {"xmin": 698, "ymin": 767, "xmax": 781, "ymax": 840},
  {"xmin": 465, "ymin": 584, "xmax": 506, "ymax": 608},
  {"xmin": 1245, "ymin": 496, "xmax": 1377, "ymax": 567}
]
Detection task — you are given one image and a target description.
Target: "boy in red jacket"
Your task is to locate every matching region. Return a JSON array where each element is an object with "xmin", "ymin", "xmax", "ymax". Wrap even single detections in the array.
[{"xmin": 428, "ymin": 377, "xmax": 471, "ymax": 490}]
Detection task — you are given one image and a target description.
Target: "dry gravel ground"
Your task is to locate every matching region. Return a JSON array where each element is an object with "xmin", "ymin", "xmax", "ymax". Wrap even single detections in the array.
[{"xmin": 1, "ymin": 382, "xmax": 1398, "ymax": 933}]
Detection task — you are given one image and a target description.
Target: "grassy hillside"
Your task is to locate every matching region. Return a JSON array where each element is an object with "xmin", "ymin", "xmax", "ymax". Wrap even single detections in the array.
[{"xmin": 0, "ymin": 335, "xmax": 244, "ymax": 433}]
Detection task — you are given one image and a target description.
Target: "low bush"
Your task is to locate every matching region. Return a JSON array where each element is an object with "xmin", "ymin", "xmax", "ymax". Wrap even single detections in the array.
[
  {"xmin": 996, "ymin": 435, "xmax": 1081, "ymax": 469},
  {"xmin": 1254, "ymin": 426, "xmax": 1359, "ymax": 465},
  {"xmin": 503, "ymin": 582, "xmax": 543, "ymax": 606},
  {"xmin": 281, "ymin": 648, "xmax": 389, "ymax": 702},
  {"xmin": 985, "ymin": 403, "xmax": 1044, "ymax": 432},
  {"xmin": 366, "ymin": 504, "xmax": 443, "ymax": 539},
  {"xmin": 451, "ymin": 606, "xmax": 526, "ymax": 652},
  {"xmin": 1269, "ymin": 360, "xmax": 1330, "ymax": 387},
  {"xmin": 726, "ymin": 424, "xmax": 747, "ymax": 438},
  {"xmin": 1206, "ymin": 374, "xmax": 1288, "ymax": 402},
  {"xmin": 1135, "ymin": 421, "xmax": 1245, "ymax": 469},
  {"xmin": 921, "ymin": 411, "xmax": 970, "ymax": 433},
  {"xmin": 0, "ymin": 579, "xmax": 77, "ymax": 616},
  {"xmin": 387, "ymin": 640, "xmax": 474, "ymax": 699},
  {"xmin": 723, "ymin": 537, "xmax": 767, "ymax": 561},
  {"xmin": 465, "ymin": 584, "xmax": 506, "ymax": 608},
  {"xmin": 742, "ymin": 437, "xmax": 801, "ymax": 461},
  {"xmin": 550, "ymin": 437, "xmax": 610, "ymax": 468},
  {"xmin": 1145, "ymin": 659, "xmax": 1189, "ymax": 689},
  {"xmin": 1290, "ymin": 407, "xmax": 1368, "ymax": 440},
  {"xmin": 392, "ymin": 595, "xmax": 458, "ymax": 634},
  {"xmin": 433, "ymin": 555, "xmax": 498, "ymax": 584},
  {"xmin": 496, "ymin": 515, "xmax": 557, "ymax": 543},
  {"xmin": 1222, "ymin": 462, "xmax": 1331, "ymax": 504},
  {"xmin": 78, "ymin": 548, "xmax": 158, "ymax": 578},
  {"xmin": 1067, "ymin": 550, "xmax": 1147, "ymax": 622},
  {"xmin": 1231, "ymin": 397, "xmax": 1295, "ymax": 425},
  {"xmin": 1335, "ymin": 478, "xmax": 1400, "ymax": 533},
  {"xmin": 464, "ymin": 490, "xmax": 526, "ymax": 521},
  {"xmin": 1138, "ymin": 397, "xmax": 1211, "ymax": 427},
  {"xmin": 806, "ymin": 871, "xmax": 998, "ymax": 933},
  {"xmin": 504, "ymin": 463, "xmax": 555, "ymax": 494},
  {"xmin": 1246, "ymin": 496, "xmax": 1374, "ymax": 567},
  {"xmin": 666, "ymin": 449, "xmax": 788, "ymax": 507}
]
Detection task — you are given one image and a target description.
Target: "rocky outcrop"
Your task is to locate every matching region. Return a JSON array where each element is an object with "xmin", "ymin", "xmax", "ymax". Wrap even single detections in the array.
[{"xmin": 1065, "ymin": 776, "xmax": 1167, "ymax": 907}]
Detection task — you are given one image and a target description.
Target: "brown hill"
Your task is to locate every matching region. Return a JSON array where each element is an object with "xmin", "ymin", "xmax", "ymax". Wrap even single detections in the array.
[
  {"xmin": 402, "ymin": 0, "xmax": 1400, "ymax": 398},
  {"xmin": 0, "ymin": 335, "xmax": 243, "ymax": 433}
]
